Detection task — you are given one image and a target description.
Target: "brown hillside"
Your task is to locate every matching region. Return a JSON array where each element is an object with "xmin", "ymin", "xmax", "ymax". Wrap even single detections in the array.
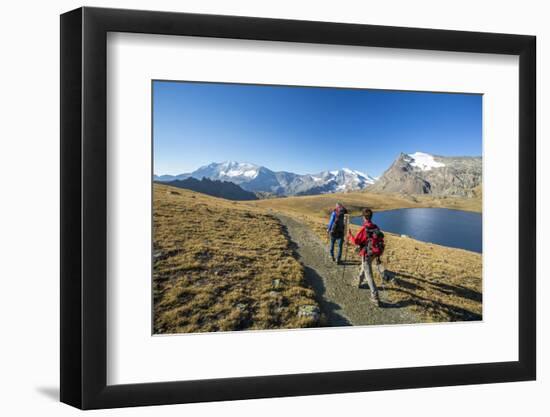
[{"xmin": 153, "ymin": 184, "xmax": 319, "ymax": 334}]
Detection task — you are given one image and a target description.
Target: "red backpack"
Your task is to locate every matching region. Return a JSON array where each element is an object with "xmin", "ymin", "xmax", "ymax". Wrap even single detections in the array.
[{"xmin": 350, "ymin": 221, "xmax": 385, "ymax": 257}]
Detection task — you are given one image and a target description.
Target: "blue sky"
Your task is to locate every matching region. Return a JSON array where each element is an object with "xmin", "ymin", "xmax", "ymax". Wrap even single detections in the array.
[{"xmin": 153, "ymin": 81, "xmax": 482, "ymax": 177}]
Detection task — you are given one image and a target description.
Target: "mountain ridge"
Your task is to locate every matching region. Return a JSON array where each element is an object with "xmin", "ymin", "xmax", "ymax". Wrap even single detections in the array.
[
  {"xmin": 155, "ymin": 152, "xmax": 481, "ymax": 198},
  {"xmin": 155, "ymin": 161, "xmax": 376, "ymax": 196},
  {"xmin": 156, "ymin": 177, "xmax": 258, "ymax": 201}
]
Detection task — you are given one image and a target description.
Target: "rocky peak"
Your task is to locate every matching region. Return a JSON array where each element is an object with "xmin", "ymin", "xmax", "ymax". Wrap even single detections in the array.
[{"xmin": 369, "ymin": 152, "xmax": 481, "ymax": 197}]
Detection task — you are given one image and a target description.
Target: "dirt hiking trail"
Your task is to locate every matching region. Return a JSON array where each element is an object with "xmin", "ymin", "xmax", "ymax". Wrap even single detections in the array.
[{"xmin": 276, "ymin": 214, "xmax": 419, "ymax": 326}]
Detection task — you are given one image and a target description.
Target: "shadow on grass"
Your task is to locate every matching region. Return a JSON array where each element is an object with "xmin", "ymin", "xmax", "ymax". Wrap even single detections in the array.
[
  {"xmin": 381, "ymin": 271, "xmax": 482, "ymax": 321},
  {"xmin": 396, "ymin": 272, "xmax": 483, "ymax": 304}
]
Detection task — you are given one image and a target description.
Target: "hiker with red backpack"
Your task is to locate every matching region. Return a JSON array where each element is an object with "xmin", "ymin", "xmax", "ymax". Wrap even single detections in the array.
[
  {"xmin": 327, "ymin": 203, "xmax": 348, "ymax": 264},
  {"xmin": 348, "ymin": 207, "xmax": 386, "ymax": 306}
]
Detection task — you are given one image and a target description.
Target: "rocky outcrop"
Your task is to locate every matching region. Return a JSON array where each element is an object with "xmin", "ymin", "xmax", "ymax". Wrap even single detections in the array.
[{"xmin": 369, "ymin": 152, "xmax": 482, "ymax": 197}]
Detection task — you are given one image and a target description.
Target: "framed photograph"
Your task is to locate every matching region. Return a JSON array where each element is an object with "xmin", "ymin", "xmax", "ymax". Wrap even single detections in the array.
[{"xmin": 60, "ymin": 7, "xmax": 536, "ymax": 409}]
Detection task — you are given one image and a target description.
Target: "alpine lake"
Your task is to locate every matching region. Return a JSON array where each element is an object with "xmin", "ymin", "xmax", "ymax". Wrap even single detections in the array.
[{"xmin": 351, "ymin": 208, "xmax": 482, "ymax": 253}]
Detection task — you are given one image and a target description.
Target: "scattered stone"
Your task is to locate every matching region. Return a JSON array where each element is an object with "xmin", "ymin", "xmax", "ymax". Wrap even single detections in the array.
[
  {"xmin": 269, "ymin": 291, "xmax": 284, "ymax": 307},
  {"xmin": 271, "ymin": 279, "xmax": 282, "ymax": 289},
  {"xmin": 196, "ymin": 250, "xmax": 211, "ymax": 261},
  {"xmin": 298, "ymin": 305, "xmax": 320, "ymax": 321},
  {"xmin": 236, "ymin": 303, "xmax": 247, "ymax": 312},
  {"xmin": 153, "ymin": 251, "xmax": 164, "ymax": 261}
]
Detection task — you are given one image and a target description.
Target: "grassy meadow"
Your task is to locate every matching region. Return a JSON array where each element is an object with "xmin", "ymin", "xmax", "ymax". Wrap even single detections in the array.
[
  {"xmin": 245, "ymin": 187, "xmax": 481, "ymax": 220},
  {"xmin": 380, "ymin": 233, "xmax": 482, "ymax": 321},
  {"xmin": 243, "ymin": 191, "xmax": 482, "ymax": 322},
  {"xmin": 154, "ymin": 182, "xmax": 482, "ymax": 332},
  {"xmin": 153, "ymin": 184, "xmax": 319, "ymax": 334}
]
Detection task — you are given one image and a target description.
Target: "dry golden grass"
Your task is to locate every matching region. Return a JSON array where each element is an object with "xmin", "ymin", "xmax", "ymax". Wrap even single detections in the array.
[
  {"xmin": 154, "ymin": 182, "xmax": 482, "ymax": 329},
  {"xmin": 153, "ymin": 184, "xmax": 319, "ymax": 334},
  {"xmin": 244, "ymin": 189, "xmax": 481, "ymax": 219},
  {"xmin": 246, "ymin": 192, "xmax": 483, "ymax": 322},
  {"xmin": 381, "ymin": 233, "xmax": 482, "ymax": 321}
]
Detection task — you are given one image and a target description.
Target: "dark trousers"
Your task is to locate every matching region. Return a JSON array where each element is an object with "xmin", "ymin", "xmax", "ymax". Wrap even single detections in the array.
[{"xmin": 330, "ymin": 236, "xmax": 344, "ymax": 261}]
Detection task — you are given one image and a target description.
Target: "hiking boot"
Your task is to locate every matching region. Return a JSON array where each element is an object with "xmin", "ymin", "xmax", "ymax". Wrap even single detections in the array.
[
  {"xmin": 330, "ymin": 254, "xmax": 336, "ymax": 262},
  {"xmin": 336, "ymin": 259, "xmax": 342, "ymax": 265}
]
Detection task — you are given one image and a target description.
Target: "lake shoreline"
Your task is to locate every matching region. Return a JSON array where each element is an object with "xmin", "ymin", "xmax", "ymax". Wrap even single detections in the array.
[{"xmin": 351, "ymin": 208, "xmax": 482, "ymax": 254}]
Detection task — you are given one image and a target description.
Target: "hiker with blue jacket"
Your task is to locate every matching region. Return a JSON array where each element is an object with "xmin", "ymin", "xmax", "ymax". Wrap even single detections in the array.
[{"xmin": 327, "ymin": 203, "xmax": 348, "ymax": 264}]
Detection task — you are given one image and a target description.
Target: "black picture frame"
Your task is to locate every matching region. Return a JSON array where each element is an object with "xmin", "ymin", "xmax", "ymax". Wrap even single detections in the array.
[{"xmin": 60, "ymin": 6, "xmax": 536, "ymax": 410}]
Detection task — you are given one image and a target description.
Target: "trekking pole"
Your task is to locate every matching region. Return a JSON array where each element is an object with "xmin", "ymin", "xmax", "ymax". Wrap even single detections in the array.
[
  {"xmin": 377, "ymin": 257, "xmax": 387, "ymax": 303},
  {"xmin": 341, "ymin": 214, "xmax": 349, "ymax": 281}
]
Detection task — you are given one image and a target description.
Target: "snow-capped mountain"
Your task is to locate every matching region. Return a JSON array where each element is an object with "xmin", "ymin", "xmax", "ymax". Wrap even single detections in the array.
[
  {"xmin": 368, "ymin": 152, "xmax": 481, "ymax": 196},
  {"xmin": 191, "ymin": 161, "xmax": 262, "ymax": 182},
  {"xmin": 155, "ymin": 161, "xmax": 376, "ymax": 196},
  {"xmin": 333, "ymin": 168, "xmax": 377, "ymax": 190},
  {"xmin": 304, "ymin": 168, "xmax": 376, "ymax": 194},
  {"xmin": 154, "ymin": 161, "xmax": 263, "ymax": 184},
  {"xmin": 403, "ymin": 152, "xmax": 446, "ymax": 171},
  {"xmin": 154, "ymin": 152, "xmax": 481, "ymax": 197}
]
